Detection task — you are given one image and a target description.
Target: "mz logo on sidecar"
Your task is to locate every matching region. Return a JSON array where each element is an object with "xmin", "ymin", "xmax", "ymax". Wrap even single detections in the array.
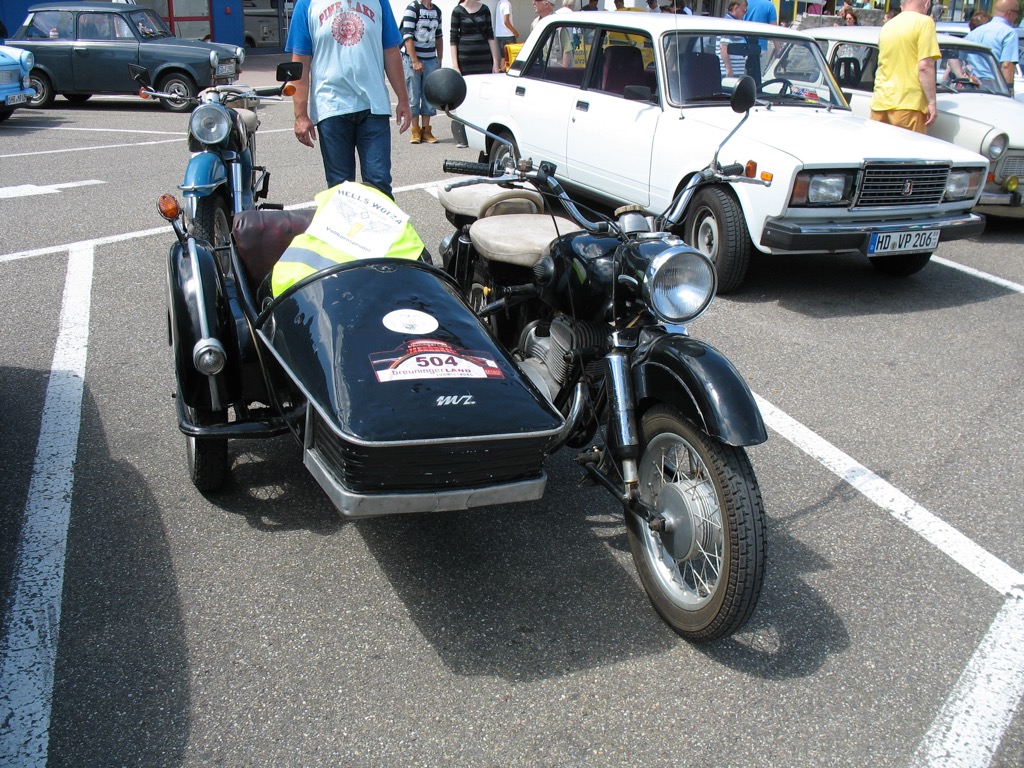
[{"xmin": 436, "ymin": 395, "xmax": 476, "ymax": 406}]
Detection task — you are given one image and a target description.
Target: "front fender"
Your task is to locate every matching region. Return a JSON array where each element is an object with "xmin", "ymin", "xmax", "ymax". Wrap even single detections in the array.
[
  {"xmin": 181, "ymin": 151, "xmax": 228, "ymax": 199},
  {"xmin": 632, "ymin": 330, "xmax": 767, "ymax": 447}
]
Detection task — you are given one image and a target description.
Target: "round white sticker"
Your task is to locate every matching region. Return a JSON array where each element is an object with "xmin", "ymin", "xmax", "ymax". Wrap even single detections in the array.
[{"xmin": 382, "ymin": 309, "xmax": 439, "ymax": 335}]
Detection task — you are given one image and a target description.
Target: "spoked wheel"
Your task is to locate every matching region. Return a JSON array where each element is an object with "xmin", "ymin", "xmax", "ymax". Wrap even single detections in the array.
[
  {"xmin": 184, "ymin": 405, "xmax": 229, "ymax": 492},
  {"xmin": 685, "ymin": 186, "xmax": 752, "ymax": 294},
  {"xmin": 192, "ymin": 193, "xmax": 232, "ymax": 272},
  {"xmin": 869, "ymin": 252, "xmax": 932, "ymax": 277},
  {"xmin": 627, "ymin": 405, "xmax": 766, "ymax": 642}
]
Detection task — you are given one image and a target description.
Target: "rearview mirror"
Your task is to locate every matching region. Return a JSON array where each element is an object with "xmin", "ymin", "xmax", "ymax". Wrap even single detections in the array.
[
  {"xmin": 424, "ymin": 68, "xmax": 467, "ymax": 112},
  {"xmin": 277, "ymin": 61, "xmax": 303, "ymax": 83},
  {"xmin": 731, "ymin": 76, "xmax": 756, "ymax": 113}
]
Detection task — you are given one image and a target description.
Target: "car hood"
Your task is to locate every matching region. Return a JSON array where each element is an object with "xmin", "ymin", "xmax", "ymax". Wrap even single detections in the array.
[
  {"xmin": 0, "ymin": 44, "xmax": 27, "ymax": 67},
  {"xmin": 143, "ymin": 36, "xmax": 240, "ymax": 59},
  {"xmin": 933, "ymin": 93, "xmax": 1024, "ymax": 147},
  {"xmin": 686, "ymin": 105, "xmax": 990, "ymax": 166}
]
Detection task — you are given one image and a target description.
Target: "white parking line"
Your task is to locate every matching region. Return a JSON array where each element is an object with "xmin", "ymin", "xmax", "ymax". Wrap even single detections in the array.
[
  {"xmin": 933, "ymin": 256, "xmax": 1024, "ymax": 294},
  {"xmin": 0, "ymin": 180, "xmax": 106, "ymax": 200},
  {"xmin": 0, "ymin": 138, "xmax": 185, "ymax": 160},
  {"xmin": 0, "ymin": 189, "xmax": 1021, "ymax": 767},
  {"xmin": 0, "ymin": 244, "xmax": 93, "ymax": 768}
]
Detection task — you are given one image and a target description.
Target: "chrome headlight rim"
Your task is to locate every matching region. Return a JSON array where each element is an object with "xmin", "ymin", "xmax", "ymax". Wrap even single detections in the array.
[
  {"xmin": 982, "ymin": 131, "xmax": 1008, "ymax": 161},
  {"xmin": 209, "ymin": 50, "xmax": 220, "ymax": 70},
  {"xmin": 641, "ymin": 246, "xmax": 717, "ymax": 325},
  {"xmin": 189, "ymin": 103, "xmax": 232, "ymax": 146}
]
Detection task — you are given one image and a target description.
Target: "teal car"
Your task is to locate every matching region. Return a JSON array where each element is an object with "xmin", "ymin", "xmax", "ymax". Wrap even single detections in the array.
[
  {"xmin": 0, "ymin": 44, "xmax": 35, "ymax": 121},
  {"xmin": 5, "ymin": 2, "xmax": 243, "ymax": 112}
]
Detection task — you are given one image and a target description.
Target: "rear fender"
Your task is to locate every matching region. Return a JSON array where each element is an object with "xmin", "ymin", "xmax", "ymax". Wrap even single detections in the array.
[
  {"xmin": 632, "ymin": 329, "xmax": 767, "ymax": 447},
  {"xmin": 167, "ymin": 238, "xmax": 241, "ymax": 411}
]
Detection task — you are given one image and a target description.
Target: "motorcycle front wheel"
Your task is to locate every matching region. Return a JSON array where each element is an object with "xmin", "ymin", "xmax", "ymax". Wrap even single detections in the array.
[
  {"xmin": 627, "ymin": 404, "xmax": 765, "ymax": 642},
  {"xmin": 192, "ymin": 193, "xmax": 232, "ymax": 272}
]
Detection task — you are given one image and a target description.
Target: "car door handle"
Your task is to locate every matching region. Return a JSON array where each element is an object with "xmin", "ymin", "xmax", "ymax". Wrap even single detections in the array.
[
  {"xmin": 575, "ymin": 101, "xmax": 589, "ymax": 112},
  {"xmin": 515, "ymin": 86, "xmax": 525, "ymax": 96}
]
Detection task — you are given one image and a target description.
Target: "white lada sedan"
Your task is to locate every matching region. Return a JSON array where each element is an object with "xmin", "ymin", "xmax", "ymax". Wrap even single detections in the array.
[
  {"xmin": 451, "ymin": 13, "xmax": 988, "ymax": 292},
  {"xmin": 812, "ymin": 25, "xmax": 1023, "ymax": 220}
]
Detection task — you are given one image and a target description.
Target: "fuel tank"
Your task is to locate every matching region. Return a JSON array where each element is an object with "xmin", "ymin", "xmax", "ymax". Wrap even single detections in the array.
[{"xmin": 256, "ymin": 260, "xmax": 566, "ymax": 514}]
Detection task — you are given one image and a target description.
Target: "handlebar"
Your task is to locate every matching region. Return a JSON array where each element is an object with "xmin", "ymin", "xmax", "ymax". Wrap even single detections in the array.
[{"xmin": 442, "ymin": 159, "xmax": 500, "ymax": 177}]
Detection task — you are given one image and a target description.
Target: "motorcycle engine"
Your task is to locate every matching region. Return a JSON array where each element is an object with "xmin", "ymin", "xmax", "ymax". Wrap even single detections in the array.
[{"xmin": 518, "ymin": 317, "xmax": 604, "ymax": 403}]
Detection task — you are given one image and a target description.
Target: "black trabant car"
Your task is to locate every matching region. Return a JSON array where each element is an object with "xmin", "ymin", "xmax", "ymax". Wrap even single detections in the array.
[{"xmin": 6, "ymin": 2, "xmax": 244, "ymax": 111}]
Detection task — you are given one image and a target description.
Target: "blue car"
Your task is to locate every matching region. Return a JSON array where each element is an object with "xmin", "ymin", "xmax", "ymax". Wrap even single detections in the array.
[{"xmin": 0, "ymin": 44, "xmax": 35, "ymax": 122}]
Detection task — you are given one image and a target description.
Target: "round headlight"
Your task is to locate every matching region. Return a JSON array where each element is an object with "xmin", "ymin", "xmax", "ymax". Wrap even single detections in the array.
[
  {"xmin": 209, "ymin": 50, "xmax": 220, "ymax": 69},
  {"xmin": 235, "ymin": 46, "xmax": 245, "ymax": 65},
  {"xmin": 21, "ymin": 50, "xmax": 34, "ymax": 71},
  {"xmin": 642, "ymin": 246, "xmax": 717, "ymax": 324},
  {"xmin": 189, "ymin": 103, "xmax": 232, "ymax": 145},
  {"xmin": 983, "ymin": 131, "xmax": 1008, "ymax": 160}
]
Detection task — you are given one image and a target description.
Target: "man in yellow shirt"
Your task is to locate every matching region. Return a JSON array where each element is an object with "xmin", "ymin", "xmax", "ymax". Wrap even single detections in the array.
[{"xmin": 869, "ymin": 0, "xmax": 940, "ymax": 134}]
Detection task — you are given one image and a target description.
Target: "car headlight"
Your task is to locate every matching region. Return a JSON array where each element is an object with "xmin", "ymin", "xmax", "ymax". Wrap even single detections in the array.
[
  {"xmin": 642, "ymin": 246, "xmax": 717, "ymax": 324},
  {"xmin": 235, "ymin": 46, "xmax": 245, "ymax": 65},
  {"xmin": 209, "ymin": 50, "xmax": 220, "ymax": 69},
  {"xmin": 189, "ymin": 103, "xmax": 232, "ymax": 145},
  {"xmin": 790, "ymin": 170, "xmax": 855, "ymax": 207},
  {"xmin": 981, "ymin": 131, "xmax": 1008, "ymax": 160},
  {"xmin": 943, "ymin": 168, "xmax": 985, "ymax": 201},
  {"xmin": 20, "ymin": 50, "xmax": 34, "ymax": 72}
]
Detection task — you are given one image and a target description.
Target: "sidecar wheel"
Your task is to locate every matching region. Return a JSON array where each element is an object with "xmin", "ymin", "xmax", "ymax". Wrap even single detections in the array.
[
  {"xmin": 185, "ymin": 407, "xmax": 229, "ymax": 492},
  {"xmin": 627, "ymin": 405, "xmax": 765, "ymax": 642},
  {"xmin": 685, "ymin": 187, "xmax": 752, "ymax": 295},
  {"xmin": 192, "ymin": 194, "xmax": 232, "ymax": 272}
]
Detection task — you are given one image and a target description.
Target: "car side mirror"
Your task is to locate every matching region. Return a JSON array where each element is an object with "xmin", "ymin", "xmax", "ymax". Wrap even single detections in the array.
[
  {"xmin": 732, "ymin": 75, "xmax": 756, "ymax": 113},
  {"xmin": 623, "ymin": 85, "xmax": 653, "ymax": 103},
  {"xmin": 424, "ymin": 67, "xmax": 467, "ymax": 112},
  {"xmin": 277, "ymin": 61, "xmax": 302, "ymax": 83},
  {"xmin": 128, "ymin": 63, "xmax": 151, "ymax": 88}
]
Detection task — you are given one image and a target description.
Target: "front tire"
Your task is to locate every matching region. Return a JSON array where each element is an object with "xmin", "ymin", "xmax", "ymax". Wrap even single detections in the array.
[
  {"xmin": 869, "ymin": 252, "xmax": 932, "ymax": 277},
  {"xmin": 157, "ymin": 73, "xmax": 197, "ymax": 112},
  {"xmin": 627, "ymin": 405, "xmax": 766, "ymax": 641},
  {"xmin": 184, "ymin": 406, "xmax": 229, "ymax": 492},
  {"xmin": 685, "ymin": 186, "xmax": 752, "ymax": 294},
  {"xmin": 28, "ymin": 70, "xmax": 55, "ymax": 108},
  {"xmin": 192, "ymin": 193, "xmax": 232, "ymax": 272}
]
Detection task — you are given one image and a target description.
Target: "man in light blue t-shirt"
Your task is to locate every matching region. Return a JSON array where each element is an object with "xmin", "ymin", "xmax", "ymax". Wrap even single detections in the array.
[
  {"xmin": 965, "ymin": 0, "xmax": 1019, "ymax": 92},
  {"xmin": 744, "ymin": 0, "xmax": 777, "ymax": 25},
  {"xmin": 287, "ymin": 0, "xmax": 412, "ymax": 199}
]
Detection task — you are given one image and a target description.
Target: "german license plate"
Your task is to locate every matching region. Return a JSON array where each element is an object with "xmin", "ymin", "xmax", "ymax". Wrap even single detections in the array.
[
  {"xmin": 6, "ymin": 93, "xmax": 27, "ymax": 106},
  {"xmin": 216, "ymin": 62, "xmax": 236, "ymax": 77},
  {"xmin": 868, "ymin": 230, "xmax": 939, "ymax": 255}
]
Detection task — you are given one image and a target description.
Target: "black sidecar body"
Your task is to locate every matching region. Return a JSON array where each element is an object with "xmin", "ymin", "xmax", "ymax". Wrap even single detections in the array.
[{"xmin": 169, "ymin": 208, "xmax": 566, "ymax": 517}]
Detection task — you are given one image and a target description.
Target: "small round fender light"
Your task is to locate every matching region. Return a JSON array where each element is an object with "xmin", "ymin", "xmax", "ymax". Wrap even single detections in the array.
[
  {"xmin": 158, "ymin": 194, "xmax": 181, "ymax": 221},
  {"xmin": 193, "ymin": 338, "xmax": 227, "ymax": 376}
]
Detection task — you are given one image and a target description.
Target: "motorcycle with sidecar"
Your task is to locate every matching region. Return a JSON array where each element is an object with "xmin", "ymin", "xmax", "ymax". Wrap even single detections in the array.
[{"xmin": 158, "ymin": 71, "xmax": 769, "ymax": 642}]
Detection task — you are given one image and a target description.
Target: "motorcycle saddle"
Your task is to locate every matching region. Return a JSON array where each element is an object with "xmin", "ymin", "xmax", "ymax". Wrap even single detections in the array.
[
  {"xmin": 437, "ymin": 181, "xmax": 544, "ymax": 219},
  {"xmin": 469, "ymin": 213, "xmax": 578, "ymax": 268},
  {"xmin": 232, "ymin": 208, "xmax": 314, "ymax": 290}
]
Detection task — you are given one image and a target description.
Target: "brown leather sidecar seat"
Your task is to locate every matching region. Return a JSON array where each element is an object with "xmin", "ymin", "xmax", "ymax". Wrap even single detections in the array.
[{"xmin": 232, "ymin": 208, "xmax": 314, "ymax": 292}]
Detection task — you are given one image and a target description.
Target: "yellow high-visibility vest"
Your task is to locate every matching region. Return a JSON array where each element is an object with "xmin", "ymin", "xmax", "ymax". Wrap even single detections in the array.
[{"xmin": 271, "ymin": 182, "xmax": 425, "ymax": 297}]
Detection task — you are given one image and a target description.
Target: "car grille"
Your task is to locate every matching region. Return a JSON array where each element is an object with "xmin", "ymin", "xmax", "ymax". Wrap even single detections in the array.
[
  {"xmin": 310, "ymin": 411, "xmax": 549, "ymax": 494},
  {"xmin": 999, "ymin": 154, "xmax": 1024, "ymax": 179},
  {"xmin": 853, "ymin": 163, "xmax": 950, "ymax": 208},
  {"xmin": 0, "ymin": 71, "xmax": 18, "ymax": 86}
]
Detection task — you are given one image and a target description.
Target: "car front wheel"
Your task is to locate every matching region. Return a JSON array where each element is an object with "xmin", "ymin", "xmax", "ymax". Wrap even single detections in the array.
[
  {"xmin": 157, "ymin": 73, "xmax": 197, "ymax": 112},
  {"xmin": 28, "ymin": 70, "xmax": 55, "ymax": 108},
  {"xmin": 488, "ymin": 129, "xmax": 519, "ymax": 173},
  {"xmin": 685, "ymin": 186, "xmax": 752, "ymax": 294}
]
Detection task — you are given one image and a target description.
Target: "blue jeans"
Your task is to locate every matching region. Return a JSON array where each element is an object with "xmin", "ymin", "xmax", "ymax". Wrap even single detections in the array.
[
  {"xmin": 316, "ymin": 111, "xmax": 393, "ymax": 199},
  {"xmin": 403, "ymin": 54, "xmax": 439, "ymax": 117}
]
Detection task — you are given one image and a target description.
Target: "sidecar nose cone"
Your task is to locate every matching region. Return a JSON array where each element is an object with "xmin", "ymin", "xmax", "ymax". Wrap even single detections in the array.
[{"xmin": 424, "ymin": 68, "xmax": 467, "ymax": 112}]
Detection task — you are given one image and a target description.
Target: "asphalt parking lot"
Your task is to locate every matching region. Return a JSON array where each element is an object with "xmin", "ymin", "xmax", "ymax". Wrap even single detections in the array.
[{"xmin": 1, "ymin": 56, "xmax": 1023, "ymax": 767}]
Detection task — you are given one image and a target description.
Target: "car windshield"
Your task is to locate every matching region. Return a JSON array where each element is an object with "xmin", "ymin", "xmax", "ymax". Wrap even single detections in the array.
[
  {"xmin": 127, "ymin": 9, "xmax": 172, "ymax": 39},
  {"xmin": 662, "ymin": 32, "xmax": 846, "ymax": 108},
  {"xmin": 937, "ymin": 43, "xmax": 1012, "ymax": 96}
]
